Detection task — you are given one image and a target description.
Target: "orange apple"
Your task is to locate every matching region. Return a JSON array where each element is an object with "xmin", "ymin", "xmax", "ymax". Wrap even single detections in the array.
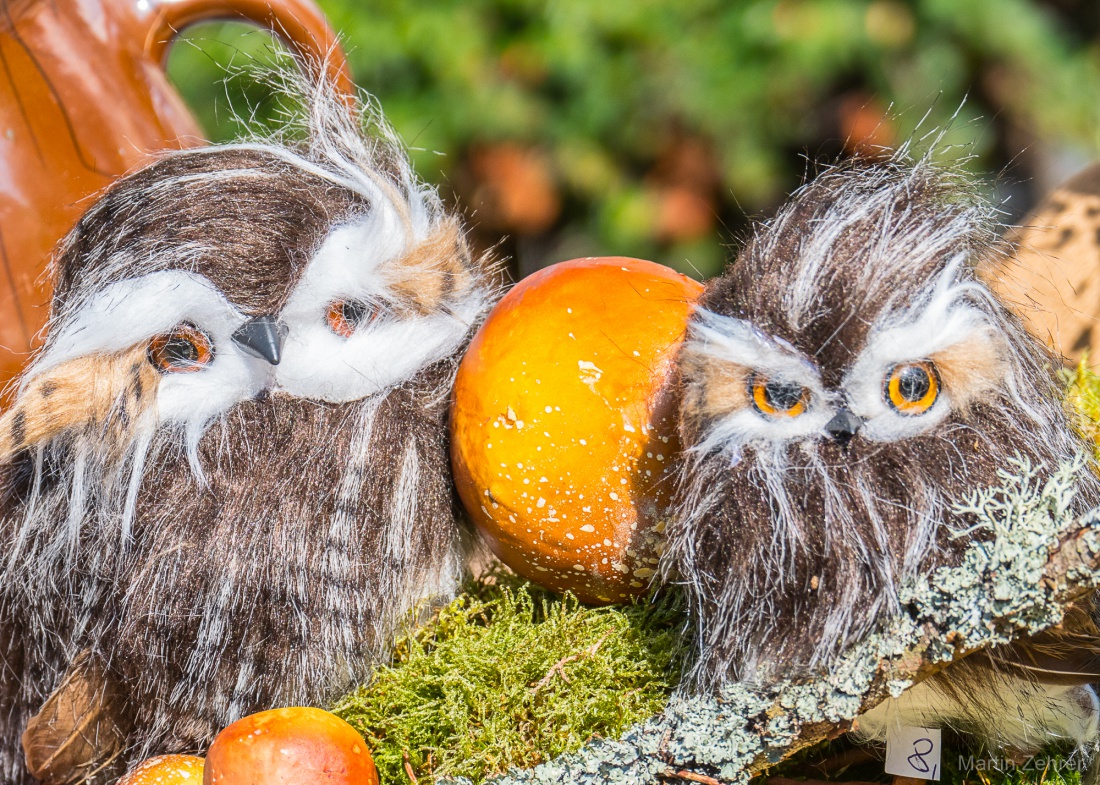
[
  {"xmin": 202, "ymin": 708, "xmax": 377, "ymax": 785},
  {"xmin": 451, "ymin": 257, "xmax": 704, "ymax": 603},
  {"xmin": 118, "ymin": 755, "xmax": 205, "ymax": 784}
]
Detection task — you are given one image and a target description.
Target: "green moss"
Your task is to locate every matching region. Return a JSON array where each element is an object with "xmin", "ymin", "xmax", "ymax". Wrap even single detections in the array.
[{"xmin": 331, "ymin": 573, "xmax": 682, "ymax": 784}]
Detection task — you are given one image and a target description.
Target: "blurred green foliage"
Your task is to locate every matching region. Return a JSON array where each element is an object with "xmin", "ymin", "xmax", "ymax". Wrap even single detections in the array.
[{"xmin": 166, "ymin": 0, "xmax": 1100, "ymax": 279}]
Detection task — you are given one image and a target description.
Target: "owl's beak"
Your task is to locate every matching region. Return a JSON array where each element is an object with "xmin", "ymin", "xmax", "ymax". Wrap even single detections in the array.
[
  {"xmin": 232, "ymin": 315, "xmax": 287, "ymax": 365},
  {"xmin": 824, "ymin": 408, "xmax": 863, "ymax": 446}
]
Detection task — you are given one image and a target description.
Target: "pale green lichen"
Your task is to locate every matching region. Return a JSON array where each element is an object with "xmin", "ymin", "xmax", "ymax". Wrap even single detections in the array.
[
  {"xmin": 907, "ymin": 456, "xmax": 1096, "ymax": 659},
  {"xmin": 448, "ymin": 457, "xmax": 1100, "ymax": 785}
]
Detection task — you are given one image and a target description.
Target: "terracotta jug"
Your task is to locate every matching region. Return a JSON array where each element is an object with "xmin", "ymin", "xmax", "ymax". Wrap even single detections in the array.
[{"xmin": 0, "ymin": 0, "xmax": 349, "ymax": 395}]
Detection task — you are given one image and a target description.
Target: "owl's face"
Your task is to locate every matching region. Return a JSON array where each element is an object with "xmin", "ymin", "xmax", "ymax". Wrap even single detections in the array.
[
  {"xmin": 1, "ymin": 100, "xmax": 492, "ymax": 758},
  {"xmin": 39, "ymin": 155, "xmax": 485, "ymax": 434},
  {"xmin": 668, "ymin": 160, "xmax": 1099, "ymax": 690}
]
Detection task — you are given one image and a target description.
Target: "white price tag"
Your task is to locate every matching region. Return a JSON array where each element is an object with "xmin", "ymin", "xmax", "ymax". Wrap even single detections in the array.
[{"xmin": 885, "ymin": 726, "xmax": 941, "ymax": 780}]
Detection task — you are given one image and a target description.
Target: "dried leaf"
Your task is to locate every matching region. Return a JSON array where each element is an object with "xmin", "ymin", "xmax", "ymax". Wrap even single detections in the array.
[{"xmin": 21, "ymin": 651, "xmax": 131, "ymax": 785}]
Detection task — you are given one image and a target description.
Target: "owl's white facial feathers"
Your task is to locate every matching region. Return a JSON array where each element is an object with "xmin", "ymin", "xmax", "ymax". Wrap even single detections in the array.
[
  {"xmin": 845, "ymin": 259, "xmax": 1008, "ymax": 441},
  {"xmin": 690, "ymin": 309, "xmax": 817, "ymax": 384},
  {"xmin": 686, "ymin": 259, "xmax": 1010, "ymax": 452},
  {"xmin": 28, "ymin": 272, "xmax": 270, "ymax": 432},
  {"xmin": 686, "ymin": 310, "xmax": 834, "ymax": 455},
  {"xmin": 277, "ymin": 218, "xmax": 489, "ymax": 403}
]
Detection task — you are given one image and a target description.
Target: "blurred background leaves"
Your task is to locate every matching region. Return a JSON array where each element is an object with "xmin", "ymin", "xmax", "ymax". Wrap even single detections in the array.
[{"xmin": 166, "ymin": 0, "xmax": 1100, "ymax": 280}]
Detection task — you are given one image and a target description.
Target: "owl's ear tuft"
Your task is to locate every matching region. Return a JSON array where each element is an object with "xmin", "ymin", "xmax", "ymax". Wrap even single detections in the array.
[
  {"xmin": 387, "ymin": 218, "xmax": 479, "ymax": 315},
  {"xmin": 0, "ymin": 344, "xmax": 158, "ymax": 463},
  {"xmin": 678, "ymin": 345, "xmax": 751, "ymax": 445},
  {"xmin": 928, "ymin": 325, "xmax": 1009, "ymax": 412}
]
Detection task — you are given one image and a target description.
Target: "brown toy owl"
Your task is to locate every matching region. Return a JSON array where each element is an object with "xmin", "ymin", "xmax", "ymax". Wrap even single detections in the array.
[
  {"xmin": 0, "ymin": 79, "xmax": 494, "ymax": 784},
  {"xmin": 666, "ymin": 154, "xmax": 1100, "ymax": 756}
]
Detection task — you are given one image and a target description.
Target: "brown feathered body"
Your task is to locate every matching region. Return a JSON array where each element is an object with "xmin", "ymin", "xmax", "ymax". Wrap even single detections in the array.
[
  {"xmin": 667, "ymin": 157, "xmax": 1100, "ymax": 751},
  {"xmin": 0, "ymin": 84, "xmax": 492, "ymax": 783}
]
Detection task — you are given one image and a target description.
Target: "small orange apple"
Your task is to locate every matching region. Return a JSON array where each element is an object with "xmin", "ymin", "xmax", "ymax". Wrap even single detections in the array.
[
  {"xmin": 202, "ymin": 708, "xmax": 377, "ymax": 785},
  {"xmin": 451, "ymin": 257, "xmax": 703, "ymax": 603},
  {"xmin": 118, "ymin": 755, "xmax": 205, "ymax": 784}
]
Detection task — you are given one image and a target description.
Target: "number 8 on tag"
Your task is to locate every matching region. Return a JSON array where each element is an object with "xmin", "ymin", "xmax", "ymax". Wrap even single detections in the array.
[{"xmin": 885, "ymin": 726, "xmax": 941, "ymax": 780}]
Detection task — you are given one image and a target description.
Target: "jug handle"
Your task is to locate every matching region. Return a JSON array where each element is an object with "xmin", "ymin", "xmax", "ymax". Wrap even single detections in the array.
[{"xmin": 140, "ymin": 0, "xmax": 354, "ymax": 95}]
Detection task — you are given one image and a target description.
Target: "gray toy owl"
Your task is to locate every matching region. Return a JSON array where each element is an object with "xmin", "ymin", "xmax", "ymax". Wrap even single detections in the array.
[
  {"xmin": 0, "ymin": 79, "xmax": 494, "ymax": 784},
  {"xmin": 666, "ymin": 154, "xmax": 1100, "ymax": 757}
]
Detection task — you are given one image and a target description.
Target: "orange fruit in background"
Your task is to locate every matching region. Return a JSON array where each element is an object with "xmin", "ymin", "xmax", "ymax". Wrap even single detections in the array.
[
  {"xmin": 203, "ymin": 707, "xmax": 377, "ymax": 785},
  {"xmin": 451, "ymin": 257, "xmax": 704, "ymax": 603},
  {"xmin": 118, "ymin": 755, "xmax": 205, "ymax": 784}
]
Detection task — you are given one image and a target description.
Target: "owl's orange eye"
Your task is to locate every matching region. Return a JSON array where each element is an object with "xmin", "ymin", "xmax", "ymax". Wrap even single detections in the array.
[
  {"xmin": 326, "ymin": 299, "xmax": 374, "ymax": 338},
  {"xmin": 148, "ymin": 324, "xmax": 214, "ymax": 374},
  {"xmin": 884, "ymin": 361, "xmax": 940, "ymax": 415},
  {"xmin": 750, "ymin": 374, "xmax": 808, "ymax": 418}
]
